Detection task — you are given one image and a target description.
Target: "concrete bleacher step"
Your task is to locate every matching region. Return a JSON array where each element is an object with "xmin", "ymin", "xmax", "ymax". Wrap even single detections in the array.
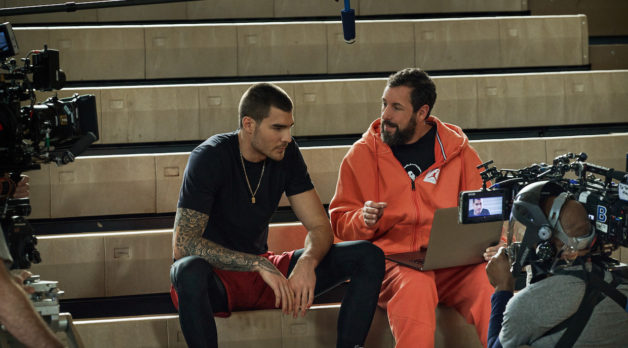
[
  {"xmin": 527, "ymin": 0, "xmax": 628, "ymax": 71},
  {"xmin": 4, "ymin": 0, "xmax": 624, "ymax": 37},
  {"xmin": 2, "ymin": 0, "xmax": 529, "ymax": 24},
  {"xmin": 67, "ymin": 305, "xmax": 481, "ymax": 348},
  {"xmin": 590, "ymin": 44, "xmax": 628, "ymax": 70},
  {"xmin": 35, "ymin": 70, "xmax": 628, "ymax": 144},
  {"xmin": 529, "ymin": 0, "xmax": 628, "ymax": 37},
  {"xmin": 13, "ymin": 15, "xmax": 588, "ymax": 81},
  {"xmin": 25, "ymin": 133, "xmax": 628, "ymax": 220}
]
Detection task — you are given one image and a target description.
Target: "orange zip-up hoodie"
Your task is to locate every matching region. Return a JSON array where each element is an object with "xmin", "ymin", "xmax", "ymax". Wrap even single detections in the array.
[{"xmin": 330, "ymin": 116, "xmax": 484, "ymax": 254}]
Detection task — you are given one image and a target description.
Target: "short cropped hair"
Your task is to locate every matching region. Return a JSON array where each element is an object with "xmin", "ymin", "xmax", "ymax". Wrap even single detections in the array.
[
  {"xmin": 387, "ymin": 68, "xmax": 437, "ymax": 116},
  {"xmin": 238, "ymin": 83, "xmax": 293, "ymax": 127}
]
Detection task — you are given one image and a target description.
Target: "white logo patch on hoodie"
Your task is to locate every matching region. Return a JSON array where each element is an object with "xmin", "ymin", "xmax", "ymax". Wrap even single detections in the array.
[{"xmin": 423, "ymin": 168, "xmax": 440, "ymax": 184}]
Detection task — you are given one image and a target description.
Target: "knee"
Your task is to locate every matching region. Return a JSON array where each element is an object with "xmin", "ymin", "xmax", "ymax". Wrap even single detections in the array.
[
  {"xmin": 171, "ymin": 256, "xmax": 212, "ymax": 290},
  {"xmin": 352, "ymin": 241, "xmax": 385, "ymax": 279}
]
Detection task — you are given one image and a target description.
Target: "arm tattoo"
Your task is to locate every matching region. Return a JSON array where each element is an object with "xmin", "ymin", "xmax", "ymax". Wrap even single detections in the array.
[{"xmin": 173, "ymin": 208, "xmax": 281, "ymax": 274}]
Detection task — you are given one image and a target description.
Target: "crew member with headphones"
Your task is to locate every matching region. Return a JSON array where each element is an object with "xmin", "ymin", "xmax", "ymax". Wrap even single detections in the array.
[{"xmin": 485, "ymin": 181, "xmax": 628, "ymax": 347}]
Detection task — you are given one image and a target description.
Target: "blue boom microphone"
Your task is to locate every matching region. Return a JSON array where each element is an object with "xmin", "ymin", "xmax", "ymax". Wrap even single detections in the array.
[{"xmin": 341, "ymin": 0, "xmax": 355, "ymax": 44}]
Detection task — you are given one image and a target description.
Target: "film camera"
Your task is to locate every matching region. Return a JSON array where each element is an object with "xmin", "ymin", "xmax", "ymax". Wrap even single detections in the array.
[
  {"xmin": 0, "ymin": 22, "xmax": 97, "ymax": 347},
  {"xmin": 0, "ymin": 21, "xmax": 99, "ymax": 269},
  {"xmin": 459, "ymin": 152, "xmax": 628, "ymax": 275}
]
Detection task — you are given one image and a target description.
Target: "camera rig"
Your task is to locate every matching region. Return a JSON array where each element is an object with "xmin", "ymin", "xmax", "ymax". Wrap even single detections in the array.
[
  {"xmin": 479, "ymin": 153, "xmax": 627, "ymax": 250},
  {"xmin": 461, "ymin": 152, "xmax": 627, "ymax": 277},
  {"xmin": 469, "ymin": 155, "xmax": 628, "ymax": 345},
  {"xmin": 0, "ymin": 21, "xmax": 99, "ymax": 269},
  {"xmin": 0, "ymin": 21, "xmax": 97, "ymax": 348}
]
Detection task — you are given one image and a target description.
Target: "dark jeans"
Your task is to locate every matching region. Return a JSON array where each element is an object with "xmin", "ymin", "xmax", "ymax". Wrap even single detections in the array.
[{"xmin": 170, "ymin": 240, "xmax": 385, "ymax": 348}]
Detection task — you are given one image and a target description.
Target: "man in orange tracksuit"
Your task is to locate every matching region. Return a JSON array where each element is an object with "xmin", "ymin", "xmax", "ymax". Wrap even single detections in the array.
[{"xmin": 329, "ymin": 68, "xmax": 493, "ymax": 347}]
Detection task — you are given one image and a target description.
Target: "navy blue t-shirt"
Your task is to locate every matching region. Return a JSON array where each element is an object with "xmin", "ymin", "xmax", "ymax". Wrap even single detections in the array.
[{"xmin": 178, "ymin": 131, "xmax": 314, "ymax": 255}]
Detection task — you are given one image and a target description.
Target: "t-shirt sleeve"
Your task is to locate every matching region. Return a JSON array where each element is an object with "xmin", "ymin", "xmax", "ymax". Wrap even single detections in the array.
[
  {"xmin": 177, "ymin": 145, "xmax": 222, "ymax": 215},
  {"xmin": 488, "ymin": 290, "xmax": 513, "ymax": 348},
  {"xmin": 284, "ymin": 140, "xmax": 314, "ymax": 197},
  {"xmin": 499, "ymin": 287, "xmax": 539, "ymax": 347}
]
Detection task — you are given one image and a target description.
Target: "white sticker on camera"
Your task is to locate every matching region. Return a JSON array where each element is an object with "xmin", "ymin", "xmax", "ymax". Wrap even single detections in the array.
[
  {"xmin": 578, "ymin": 191, "xmax": 590, "ymax": 204},
  {"xmin": 619, "ymin": 183, "xmax": 628, "ymax": 202},
  {"xmin": 596, "ymin": 221, "xmax": 608, "ymax": 233}
]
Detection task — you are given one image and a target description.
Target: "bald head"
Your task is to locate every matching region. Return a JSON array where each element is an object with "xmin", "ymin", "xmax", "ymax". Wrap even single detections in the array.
[
  {"xmin": 543, "ymin": 197, "xmax": 590, "ymax": 238},
  {"xmin": 542, "ymin": 196, "xmax": 592, "ymax": 259}
]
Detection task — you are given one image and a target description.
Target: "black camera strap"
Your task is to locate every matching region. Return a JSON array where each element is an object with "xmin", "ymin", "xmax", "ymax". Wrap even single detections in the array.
[
  {"xmin": 591, "ymin": 268, "xmax": 628, "ymax": 311},
  {"xmin": 537, "ymin": 263, "xmax": 627, "ymax": 348},
  {"xmin": 552, "ymin": 277, "xmax": 602, "ymax": 348}
]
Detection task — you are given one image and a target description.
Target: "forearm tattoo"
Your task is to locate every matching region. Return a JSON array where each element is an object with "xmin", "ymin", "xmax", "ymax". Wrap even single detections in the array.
[{"xmin": 174, "ymin": 208, "xmax": 281, "ymax": 274}]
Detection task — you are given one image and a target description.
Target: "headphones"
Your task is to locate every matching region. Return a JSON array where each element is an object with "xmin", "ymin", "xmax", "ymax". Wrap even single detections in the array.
[
  {"xmin": 532, "ymin": 191, "xmax": 596, "ymax": 263},
  {"xmin": 510, "ymin": 181, "xmax": 596, "ymax": 272}
]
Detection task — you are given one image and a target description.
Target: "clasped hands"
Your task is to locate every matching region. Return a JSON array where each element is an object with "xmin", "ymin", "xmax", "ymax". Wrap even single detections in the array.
[{"xmin": 258, "ymin": 257, "xmax": 317, "ymax": 318}]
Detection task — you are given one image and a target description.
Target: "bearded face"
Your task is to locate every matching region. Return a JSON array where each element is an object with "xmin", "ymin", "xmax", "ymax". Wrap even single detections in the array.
[{"xmin": 381, "ymin": 113, "xmax": 418, "ymax": 146}]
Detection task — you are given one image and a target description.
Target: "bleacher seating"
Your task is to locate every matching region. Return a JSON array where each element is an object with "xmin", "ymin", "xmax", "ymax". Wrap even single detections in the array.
[
  {"xmin": 33, "ymin": 70, "xmax": 628, "ymax": 144},
  {"xmin": 13, "ymin": 15, "xmax": 588, "ymax": 81},
  {"xmin": 3, "ymin": 0, "xmax": 528, "ymax": 24},
  {"xmin": 25, "ymin": 134, "xmax": 628, "ymax": 221},
  {"xmin": 529, "ymin": 0, "xmax": 628, "ymax": 37},
  {"xmin": 2, "ymin": 0, "xmax": 626, "ymax": 346},
  {"xmin": 29, "ymin": 132, "xmax": 628, "ymax": 301},
  {"xmin": 35, "ymin": 227, "xmax": 481, "ymax": 347},
  {"xmin": 67, "ymin": 304, "xmax": 483, "ymax": 348},
  {"xmin": 529, "ymin": 0, "xmax": 628, "ymax": 70}
]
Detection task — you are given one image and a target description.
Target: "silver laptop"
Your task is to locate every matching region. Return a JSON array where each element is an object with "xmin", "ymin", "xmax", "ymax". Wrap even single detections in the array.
[{"xmin": 385, "ymin": 207, "xmax": 503, "ymax": 271}]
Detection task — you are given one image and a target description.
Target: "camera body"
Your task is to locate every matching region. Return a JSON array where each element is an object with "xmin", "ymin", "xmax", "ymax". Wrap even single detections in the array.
[
  {"xmin": 572, "ymin": 174, "xmax": 627, "ymax": 249},
  {"xmin": 0, "ymin": 22, "xmax": 99, "ymax": 176},
  {"xmin": 1, "ymin": 93, "xmax": 99, "ymax": 173}
]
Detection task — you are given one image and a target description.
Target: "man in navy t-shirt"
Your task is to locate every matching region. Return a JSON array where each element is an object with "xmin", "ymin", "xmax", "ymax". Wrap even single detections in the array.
[{"xmin": 170, "ymin": 83, "xmax": 385, "ymax": 348}]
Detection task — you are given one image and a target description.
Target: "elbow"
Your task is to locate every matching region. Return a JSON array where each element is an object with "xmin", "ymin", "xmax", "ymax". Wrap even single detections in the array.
[
  {"xmin": 331, "ymin": 221, "xmax": 350, "ymax": 241},
  {"xmin": 173, "ymin": 246, "xmax": 184, "ymax": 261},
  {"xmin": 332, "ymin": 212, "xmax": 373, "ymax": 242},
  {"xmin": 324, "ymin": 229, "xmax": 334, "ymax": 246},
  {"xmin": 173, "ymin": 237, "xmax": 192, "ymax": 260},
  {"xmin": 315, "ymin": 223, "xmax": 335, "ymax": 247},
  {"xmin": 174, "ymin": 233, "xmax": 206, "ymax": 260}
]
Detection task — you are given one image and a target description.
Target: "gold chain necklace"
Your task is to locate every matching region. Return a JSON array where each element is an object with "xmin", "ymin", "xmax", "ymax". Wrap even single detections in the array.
[{"xmin": 239, "ymin": 152, "xmax": 265, "ymax": 204}]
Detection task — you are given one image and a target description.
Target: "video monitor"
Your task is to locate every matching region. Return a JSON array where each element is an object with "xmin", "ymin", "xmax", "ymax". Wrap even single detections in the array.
[
  {"xmin": 459, "ymin": 189, "xmax": 506, "ymax": 224},
  {"xmin": 0, "ymin": 22, "xmax": 19, "ymax": 59}
]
